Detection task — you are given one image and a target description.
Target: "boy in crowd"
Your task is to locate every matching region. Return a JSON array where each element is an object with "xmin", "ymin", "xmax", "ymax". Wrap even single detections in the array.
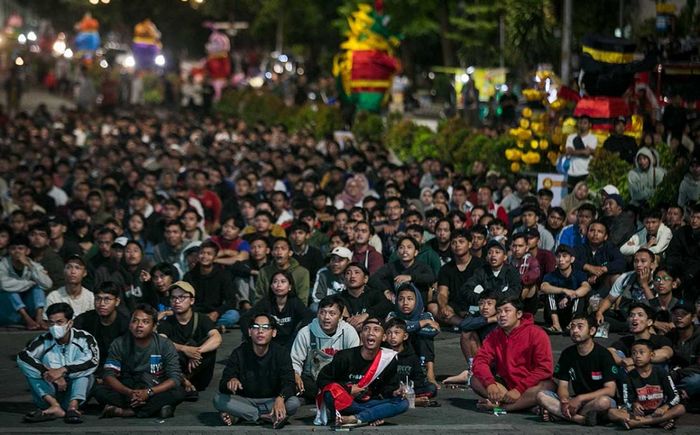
[
  {"xmin": 609, "ymin": 340, "xmax": 685, "ymax": 430},
  {"xmin": 509, "ymin": 233, "xmax": 540, "ymax": 313},
  {"xmin": 541, "ymin": 245, "xmax": 591, "ymax": 334},
  {"xmin": 291, "ymin": 296, "xmax": 360, "ymax": 403},
  {"xmin": 385, "ymin": 318, "xmax": 438, "ymax": 404},
  {"xmin": 536, "ymin": 314, "xmax": 616, "ymax": 426},
  {"xmin": 18, "ymin": 302, "xmax": 99, "ymax": 424},
  {"xmin": 311, "ymin": 246, "xmax": 352, "ymax": 311},
  {"xmin": 470, "ymin": 298, "xmax": 554, "ymax": 412},
  {"xmin": 620, "ymin": 208, "xmax": 672, "ymax": 257},
  {"xmin": 158, "ymin": 281, "xmax": 222, "ymax": 400},
  {"xmin": 214, "ymin": 313, "xmax": 300, "ymax": 428}
]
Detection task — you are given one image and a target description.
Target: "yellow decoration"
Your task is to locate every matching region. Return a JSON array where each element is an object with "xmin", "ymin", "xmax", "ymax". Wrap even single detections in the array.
[
  {"xmin": 562, "ymin": 117, "xmax": 577, "ymax": 136},
  {"xmin": 521, "ymin": 151, "xmax": 541, "ymax": 165},
  {"xmin": 505, "ymin": 148, "xmax": 522, "ymax": 161},
  {"xmin": 521, "ymin": 107, "xmax": 532, "ymax": 119},
  {"xmin": 531, "ymin": 122, "xmax": 544, "ymax": 135},
  {"xmin": 508, "ymin": 128, "xmax": 519, "ymax": 137},
  {"xmin": 550, "ymin": 99, "xmax": 563, "ymax": 111},
  {"xmin": 517, "ymin": 129, "xmax": 532, "ymax": 141},
  {"xmin": 516, "ymin": 140, "xmax": 525, "ymax": 148},
  {"xmin": 519, "ymin": 119, "xmax": 530, "ymax": 129},
  {"xmin": 522, "ymin": 88, "xmax": 543, "ymax": 102},
  {"xmin": 582, "ymin": 45, "xmax": 635, "ymax": 64},
  {"xmin": 539, "ymin": 139, "xmax": 549, "ymax": 150},
  {"xmin": 547, "ymin": 151, "xmax": 559, "ymax": 165},
  {"xmin": 510, "ymin": 162, "xmax": 521, "ymax": 173},
  {"xmin": 530, "ymin": 140, "xmax": 539, "ymax": 149}
]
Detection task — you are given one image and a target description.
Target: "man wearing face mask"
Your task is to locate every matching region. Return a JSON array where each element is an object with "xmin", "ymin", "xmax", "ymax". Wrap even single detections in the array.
[{"xmin": 18, "ymin": 302, "xmax": 99, "ymax": 424}]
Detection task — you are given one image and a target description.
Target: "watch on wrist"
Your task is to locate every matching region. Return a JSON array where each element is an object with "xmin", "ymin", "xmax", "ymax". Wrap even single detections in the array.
[{"xmin": 147, "ymin": 387, "xmax": 154, "ymax": 397}]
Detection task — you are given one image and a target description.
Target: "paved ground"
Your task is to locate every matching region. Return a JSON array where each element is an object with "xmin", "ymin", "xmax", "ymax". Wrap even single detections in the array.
[{"xmin": 0, "ymin": 323, "xmax": 698, "ymax": 434}]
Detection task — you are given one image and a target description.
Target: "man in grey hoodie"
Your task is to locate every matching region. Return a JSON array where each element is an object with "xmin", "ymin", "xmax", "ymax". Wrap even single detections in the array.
[
  {"xmin": 678, "ymin": 154, "xmax": 700, "ymax": 209},
  {"xmin": 290, "ymin": 295, "xmax": 359, "ymax": 402},
  {"xmin": 628, "ymin": 147, "xmax": 666, "ymax": 206}
]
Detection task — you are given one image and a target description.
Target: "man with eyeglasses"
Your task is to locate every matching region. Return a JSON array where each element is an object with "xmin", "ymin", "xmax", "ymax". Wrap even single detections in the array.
[
  {"xmin": 73, "ymin": 281, "xmax": 129, "ymax": 379},
  {"xmin": 214, "ymin": 313, "xmax": 300, "ymax": 428},
  {"xmin": 45, "ymin": 255, "xmax": 93, "ymax": 319},
  {"xmin": 158, "ymin": 281, "xmax": 222, "ymax": 401},
  {"xmin": 18, "ymin": 302, "xmax": 99, "ymax": 424},
  {"xmin": 94, "ymin": 303, "xmax": 185, "ymax": 419}
]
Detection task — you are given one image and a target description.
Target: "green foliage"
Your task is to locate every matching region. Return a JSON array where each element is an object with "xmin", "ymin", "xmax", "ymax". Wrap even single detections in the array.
[
  {"xmin": 649, "ymin": 142, "xmax": 683, "ymax": 208},
  {"xmin": 588, "ymin": 149, "xmax": 632, "ymax": 200},
  {"xmin": 384, "ymin": 119, "xmax": 436, "ymax": 161},
  {"xmin": 291, "ymin": 104, "xmax": 344, "ymax": 139},
  {"xmin": 351, "ymin": 111, "xmax": 385, "ymax": 143}
]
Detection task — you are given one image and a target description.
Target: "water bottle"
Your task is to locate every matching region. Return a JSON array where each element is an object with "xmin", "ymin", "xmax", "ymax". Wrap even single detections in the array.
[
  {"xmin": 405, "ymin": 376, "xmax": 415, "ymax": 409},
  {"xmin": 466, "ymin": 357, "xmax": 474, "ymax": 387},
  {"xmin": 589, "ymin": 294, "xmax": 601, "ymax": 313},
  {"xmin": 419, "ymin": 356, "xmax": 426, "ymax": 375}
]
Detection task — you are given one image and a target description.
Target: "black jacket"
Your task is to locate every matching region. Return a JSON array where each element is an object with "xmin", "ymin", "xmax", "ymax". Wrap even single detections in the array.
[
  {"xmin": 184, "ymin": 264, "xmax": 235, "ymax": 315},
  {"xmin": 666, "ymin": 226, "xmax": 700, "ymax": 299},
  {"xmin": 338, "ymin": 288, "xmax": 394, "ymax": 319},
  {"xmin": 457, "ymin": 264, "xmax": 522, "ymax": 311},
  {"xmin": 395, "ymin": 343, "xmax": 429, "ymax": 388},
  {"xmin": 218, "ymin": 342, "xmax": 296, "ymax": 400},
  {"xmin": 241, "ymin": 296, "xmax": 313, "ymax": 347},
  {"xmin": 317, "ymin": 346, "xmax": 399, "ymax": 400}
]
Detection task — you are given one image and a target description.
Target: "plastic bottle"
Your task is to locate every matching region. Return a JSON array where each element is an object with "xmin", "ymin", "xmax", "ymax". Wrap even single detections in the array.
[
  {"xmin": 466, "ymin": 357, "xmax": 474, "ymax": 386},
  {"xmin": 405, "ymin": 376, "xmax": 415, "ymax": 409}
]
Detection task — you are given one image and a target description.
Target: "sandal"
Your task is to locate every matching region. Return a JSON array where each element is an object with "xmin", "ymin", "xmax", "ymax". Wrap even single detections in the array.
[
  {"xmin": 220, "ymin": 412, "xmax": 237, "ymax": 426},
  {"xmin": 545, "ymin": 326, "xmax": 562, "ymax": 335},
  {"xmin": 23, "ymin": 410, "xmax": 57, "ymax": 423},
  {"xmin": 663, "ymin": 419, "xmax": 676, "ymax": 431},
  {"xmin": 64, "ymin": 409, "xmax": 83, "ymax": 424}
]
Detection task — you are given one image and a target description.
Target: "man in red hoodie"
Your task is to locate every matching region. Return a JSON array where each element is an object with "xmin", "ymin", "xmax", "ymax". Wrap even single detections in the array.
[{"xmin": 470, "ymin": 297, "xmax": 554, "ymax": 412}]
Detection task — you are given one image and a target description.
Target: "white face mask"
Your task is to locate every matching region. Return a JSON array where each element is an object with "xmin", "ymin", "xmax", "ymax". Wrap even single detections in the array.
[{"xmin": 49, "ymin": 324, "xmax": 69, "ymax": 340}]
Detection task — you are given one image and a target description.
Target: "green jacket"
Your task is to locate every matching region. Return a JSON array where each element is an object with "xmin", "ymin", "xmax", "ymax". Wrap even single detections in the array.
[
  {"xmin": 254, "ymin": 258, "xmax": 311, "ymax": 306},
  {"xmin": 389, "ymin": 244, "xmax": 442, "ymax": 277}
]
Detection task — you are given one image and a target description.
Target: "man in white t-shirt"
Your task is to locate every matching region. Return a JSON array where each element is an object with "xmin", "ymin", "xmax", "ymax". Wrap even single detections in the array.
[
  {"xmin": 565, "ymin": 116, "xmax": 598, "ymax": 189},
  {"xmin": 45, "ymin": 255, "xmax": 94, "ymax": 318}
]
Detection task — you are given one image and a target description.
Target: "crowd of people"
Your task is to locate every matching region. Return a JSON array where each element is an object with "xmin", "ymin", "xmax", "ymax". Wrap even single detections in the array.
[{"xmin": 1, "ymin": 98, "xmax": 699, "ymax": 429}]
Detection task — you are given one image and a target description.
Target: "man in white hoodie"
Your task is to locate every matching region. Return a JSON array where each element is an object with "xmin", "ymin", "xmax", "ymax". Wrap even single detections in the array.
[
  {"xmin": 621, "ymin": 208, "xmax": 673, "ymax": 258},
  {"xmin": 627, "ymin": 147, "xmax": 666, "ymax": 207},
  {"xmin": 290, "ymin": 295, "xmax": 360, "ymax": 402}
]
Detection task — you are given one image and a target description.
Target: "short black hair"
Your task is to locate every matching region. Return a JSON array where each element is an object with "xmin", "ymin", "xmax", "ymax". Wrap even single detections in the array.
[
  {"xmin": 95, "ymin": 281, "xmax": 121, "ymax": 298},
  {"xmin": 250, "ymin": 312, "xmax": 278, "ymax": 329},
  {"xmin": 318, "ymin": 295, "xmax": 345, "ymax": 313},
  {"xmin": 570, "ymin": 313, "xmax": 596, "ymax": 329},
  {"xmin": 641, "ymin": 208, "xmax": 663, "ymax": 221},
  {"xmin": 631, "ymin": 338, "xmax": 654, "ymax": 352},
  {"xmin": 628, "ymin": 302, "xmax": 655, "ymax": 319},
  {"xmin": 132, "ymin": 303, "xmax": 158, "ymax": 324},
  {"xmin": 384, "ymin": 317, "xmax": 408, "ymax": 332},
  {"xmin": 451, "ymin": 228, "xmax": 473, "ymax": 242},
  {"xmin": 288, "ymin": 221, "xmax": 311, "ymax": 234},
  {"xmin": 537, "ymin": 188, "xmax": 554, "ymax": 199},
  {"xmin": 577, "ymin": 203, "xmax": 598, "ymax": 216},
  {"xmin": 496, "ymin": 296, "xmax": 524, "ymax": 312},
  {"xmin": 46, "ymin": 302, "xmax": 74, "ymax": 320},
  {"xmin": 200, "ymin": 239, "xmax": 220, "ymax": 254},
  {"xmin": 511, "ymin": 232, "xmax": 527, "ymax": 243},
  {"xmin": 397, "ymin": 235, "xmax": 420, "ymax": 251}
]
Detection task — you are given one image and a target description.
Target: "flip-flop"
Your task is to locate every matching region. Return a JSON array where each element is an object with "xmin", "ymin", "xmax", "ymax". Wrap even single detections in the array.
[
  {"xmin": 220, "ymin": 412, "xmax": 237, "ymax": 426},
  {"xmin": 64, "ymin": 409, "xmax": 83, "ymax": 424},
  {"xmin": 23, "ymin": 410, "xmax": 57, "ymax": 423},
  {"xmin": 663, "ymin": 419, "xmax": 676, "ymax": 431}
]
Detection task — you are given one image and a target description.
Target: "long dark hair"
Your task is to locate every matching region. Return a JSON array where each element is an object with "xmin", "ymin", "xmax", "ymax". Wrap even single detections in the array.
[{"xmin": 268, "ymin": 269, "xmax": 297, "ymax": 302}]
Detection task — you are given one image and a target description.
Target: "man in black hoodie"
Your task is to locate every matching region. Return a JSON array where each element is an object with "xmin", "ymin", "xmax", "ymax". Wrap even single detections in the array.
[
  {"xmin": 213, "ymin": 313, "xmax": 300, "ymax": 428},
  {"xmin": 338, "ymin": 262, "xmax": 393, "ymax": 332},
  {"xmin": 184, "ymin": 240, "xmax": 239, "ymax": 329}
]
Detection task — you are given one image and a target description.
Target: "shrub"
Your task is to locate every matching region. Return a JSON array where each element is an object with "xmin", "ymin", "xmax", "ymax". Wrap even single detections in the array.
[
  {"xmin": 352, "ymin": 111, "xmax": 384, "ymax": 143},
  {"xmin": 588, "ymin": 148, "xmax": 632, "ymax": 199}
]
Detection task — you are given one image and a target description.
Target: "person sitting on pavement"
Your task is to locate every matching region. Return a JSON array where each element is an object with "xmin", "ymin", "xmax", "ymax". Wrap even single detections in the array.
[
  {"xmin": 608, "ymin": 339, "xmax": 685, "ymax": 430},
  {"xmin": 94, "ymin": 304, "xmax": 185, "ymax": 419},
  {"xmin": 435, "ymin": 229, "xmax": 485, "ymax": 326},
  {"xmin": 649, "ymin": 266, "xmax": 681, "ymax": 334},
  {"xmin": 607, "ymin": 303, "xmax": 674, "ymax": 375},
  {"xmin": 157, "ymin": 280, "xmax": 222, "ymax": 401},
  {"xmin": 310, "ymin": 246, "xmax": 352, "ymax": 312},
  {"xmin": 242, "ymin": 270, "xmax": 313, "ymax": 348},
  {"xmin": 509, "ymin": 233, "xmax": 541, "ymax": 314},
  {"xmin": 470, "ymin": 297, "xmax": 555, "ymax": 412},
  {"xmin": 18, "ymin": 302, "xmax": 99, "ymax": 424},
  {"xmin": 386, "ymin": 282, "xmax": 441, "ymax": 388},
  {"xmin": 214, "ymin": 312, "xmax": 300, "ymax": 429},
  {"xmin": 627, "ymin": 147, "xmax": 667, "ymax": 207},
  {"xmin": 254, "ymin": 237, "xmax": 311, "ymax": 306},
  {"xmin": 442, "ymin": 290, "xmax": 499, "ymax": 386},
  {"xmin": 0, "ymin": 233, "xmax": 52, "ymax": 329},
  {"xmin": 73, "ymin": 281, "xmax": 129, "ymax": 379},
  {"xmin": 541, "ymin": 245, "xmax": 591, "ymax": 334},
  {"xmin": 601, "ymin": 194, "xmax": 636, "ymax": 248},
  {"xmin": 556, "ymin": 202, "xmax": 597, "ymax": 250},
  {"xmin": 315, "ymin": 317, "xmax": 408, "ymax": 428},
  {"xmin": 620, "ymin": 208, "xmax": 673, "ymax": 257},
  {"xmin": 351, "ymin": 220, "xmax": 385, "ymax": 275},
  {"xmin": 45, "ymin": 255, "xmax": 94, "ymax": 319},
  {"xmin": 290, "ymin": 295, "xmax": 360, "ymax": 403},
  {"xmin": 574, "ymin": 220, "xmax": 626, "ymax": 296},
  {"xmin": 536, "ymin": 314, "xmax": 617, "ymax": 426},
  {"xmin": 385, "ymin": 318, "xmax": 438, "ymax": 404},
  {"xmin": 339, "ymin": 262, "xmax": 394, "ymax": 331},
  {"xmin": 514, "ymin": 204, "xmax": 555, "ymax": 251},
  {"xmin": 665, "ymin": 203, "xmax": 700, "ymax": 303},
  {"xmin": 594, "ymin": 248, "xmax": 657, "ymax": 333},
  {"xmin": 665, "ymin": 300, "xmax": 700, "ymax": 406},
  {"xmin": 458, "ymin": 240, "xmax": 522, "ymax": 315}
]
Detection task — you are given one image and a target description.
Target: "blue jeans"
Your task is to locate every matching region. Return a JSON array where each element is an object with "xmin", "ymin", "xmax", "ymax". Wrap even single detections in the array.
[
  {"xmin": 324, "ymin": 392, "xmax": 408, "ymax": 423},
  {"xmin": 0, "ymin": 286, "xmax": 46, "ymax": 326},
  {"xmin": 680, "ymin": 373, "xmax": 700, "ymax": 396},
  {"xmin": 26, "ymin": 376, "xmax": 93, "ymax": 409},
  {"xmin": 216, "ymin": 309, "xmax": 240, "ymax": 328}
]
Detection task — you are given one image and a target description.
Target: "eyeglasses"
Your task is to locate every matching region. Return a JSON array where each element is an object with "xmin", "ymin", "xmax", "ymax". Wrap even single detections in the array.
[
  {"xmin": 654, "ymin": 276, "xmax": 673, "ymax": 282},
  {"xmin": 250, "ymin": 323, "xmax": 273, "ymax": 331},
  {"xmin": 95, "ymin": 296, "xmax": 117, "ymax": 304},
  {"xmin": 170, "ymin": 295, "xmax": 192, "ymax": 302}
]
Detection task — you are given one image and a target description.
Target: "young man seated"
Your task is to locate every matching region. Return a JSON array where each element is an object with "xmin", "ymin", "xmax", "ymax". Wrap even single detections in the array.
[
  {"xmin": 470, "ymin": 297, "xmax": 555, "ymax": 412},
  {"xmin": 536, "ymin": 314, "xmax": 616, "ymax": 426},
  {"xmin": 608, "ymin": 339, "xmax": 685, "ymax": 430},
  {"xmin": 315, "ymin": 317, "xmax": 408, "ymax": 428},
  {"xmin": 290, "ymin": 295, "xmax": 360, "ymax": 403},
  {"xmin": 17, "ymin": 302, "xmax": 99, "ymax": 424},
  {"xmin": 214, "ymin": 313, "xmax": 300, "ymax": 429},
  {"xmin": 157, "ymin": 281, "xmax": 222, "ymax": 401},
  {"xmin": 385, "ymin": 318, "xmax": 438, "ymax": 404},
  {"xmin": 665, "ymin": 300, "xmax": 700, "ymax": 405},
  {"xmin": 94, "ymin": 304, "xmax": 185, "ymax": 419},
  {"xmin": 338, "ymin": 262, "xmax": 393, "ymax": 331}
]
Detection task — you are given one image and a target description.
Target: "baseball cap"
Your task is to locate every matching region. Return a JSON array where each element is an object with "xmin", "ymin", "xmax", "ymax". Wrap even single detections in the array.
[
  {"xmin": 47, "ymin": 215, "xmax": 68, "ymax": 226},
  {"xmin": 524, "ymin": 227, "xmax": 540, "ymax": 239},
  {"xmin": 168, "ymin": 281, "xmax": 196, "ymax": 297},
  {"xmin": 65, "ymin": 254, "xmax": 86, "ymax": 268},
  {"xmin": 606, "ymin": 194, "xmax": 624, "ymax": 208},
  {"xmin": 601, "ymin": 185, "xmax": 620, "ymax": 196},
  {"xmin": 114, "ymin": 236, "xmax": 128, "ymax": 248},
  {"xmin": 485, "ymin": 239, "xmax": 507, "ymax": 253},
  {"xmin": 330, "ymin": 246, "xmax": 353, "ymax": 261},
  {"xmin": 615, "ymin": 116, "xmax": 626, "ymax": 124},
  {"xmin": 671, "ymin": 300, "xmax": 694, "ymax": 314},
  {"xmin": 555, "ymin": 245, "xmax": 575, "ymax": 256}
]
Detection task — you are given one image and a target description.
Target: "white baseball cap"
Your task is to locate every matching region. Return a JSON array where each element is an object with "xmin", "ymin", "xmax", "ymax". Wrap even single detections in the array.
[{"xmin": 330, "ymin": 246, "xmax": 353, "ymax": 261}]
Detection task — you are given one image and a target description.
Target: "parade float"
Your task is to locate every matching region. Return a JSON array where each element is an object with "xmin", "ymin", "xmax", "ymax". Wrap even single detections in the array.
[
  {"xmin": 204, "ymin": 28, "xmax": 231, "ymax": 102},
  {"xmin": 74, "ymin": 12, "xmax": 100, "ymax": 63},
  {"xmin": 132, "ymin": 18, "xmax": 162, "ymax": 70}
]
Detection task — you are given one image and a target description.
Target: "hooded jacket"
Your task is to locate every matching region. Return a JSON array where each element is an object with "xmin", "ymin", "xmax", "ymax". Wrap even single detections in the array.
[
  {"xmin": 620, "ymin": 222, "xmax": 673, "ymax": 256},
  {"xmin": 472, "ymin": 313, "xmax": 553, "ymax": 393},
  {"xmin": 254, "ymin": 258, "xmax": 311, "ymax": 305},
  {"xmin": 290, "ymin": 318, "xmax": 360, "ymax": 379},
  {"xmin": 628, "ymin": 147, "xmax": 666, "ymax": 206},
  {"xmin": 678, "ymin": 172, "xmax": 700, "ymax": 208},
  {"xmin": 0, "ymin": 256, "xmax": 53, "ymax": 292},
  {"xmin": 386, "ymin": 283, "xmax": 439, "ymax": 338}
]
